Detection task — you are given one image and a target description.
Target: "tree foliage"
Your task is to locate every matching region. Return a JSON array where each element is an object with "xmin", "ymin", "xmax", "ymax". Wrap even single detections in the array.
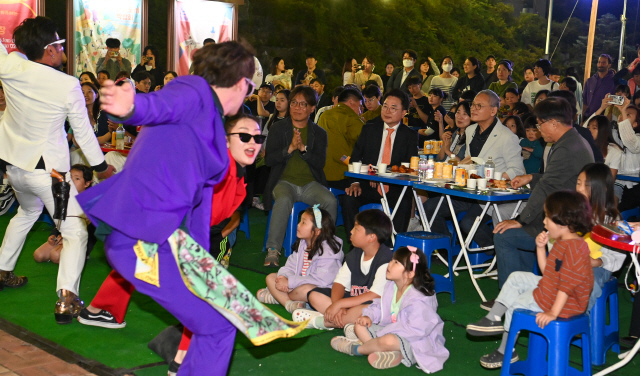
[{"xmin": 239, "ymin": 0, "xmax": 634, "ymax": 87}]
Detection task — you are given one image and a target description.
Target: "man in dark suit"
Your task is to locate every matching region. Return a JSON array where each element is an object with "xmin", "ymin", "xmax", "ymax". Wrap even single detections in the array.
[
  {"xmin": 385, "ymin": 49, "xmax": 422, "ymax": 95},
  {"xmin": 490, "ymin": 97, "xmax": 594, "ymax": 307},
  {"xmin": 342, "ymin": 89, "xmax": 419, "ymax": 238}
]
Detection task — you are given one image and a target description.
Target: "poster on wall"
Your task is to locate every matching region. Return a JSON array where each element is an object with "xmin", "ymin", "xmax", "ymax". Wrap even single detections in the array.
[
  {"xmin": 175, "ymin": 0, "xmax": 234, "ymax": 76},
  {"xmin": 72, "ymin": 0, "xmax": 142, "ymax": 77},
  {"xmin": 0, "ymin": 0, "xmax": 38, "ymax": 53}
]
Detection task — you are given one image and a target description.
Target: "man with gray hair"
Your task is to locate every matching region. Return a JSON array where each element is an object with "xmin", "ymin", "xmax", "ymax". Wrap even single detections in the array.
[{"xmin": 422, "ymin": 90, "xmax": 524, "ymax": 249}]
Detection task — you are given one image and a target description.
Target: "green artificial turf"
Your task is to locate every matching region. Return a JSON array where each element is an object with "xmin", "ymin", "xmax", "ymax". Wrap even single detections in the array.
[{"xmin": 0, "ymin": 208, "xmax": 638, "ymax": 375}]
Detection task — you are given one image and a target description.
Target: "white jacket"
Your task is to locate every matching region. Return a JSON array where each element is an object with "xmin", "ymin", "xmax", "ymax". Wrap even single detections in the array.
[
  {"xmin": 465, "ymin": 119, "xmax": 525, "ymax": 179},
  {"xmin": 0, "ymin": 44, "xmax": 104, "ymax": 172}
]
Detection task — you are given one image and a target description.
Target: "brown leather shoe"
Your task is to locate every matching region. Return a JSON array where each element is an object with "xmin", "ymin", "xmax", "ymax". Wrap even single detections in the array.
[
  {"xmin": 55, "ymin": 289, "xmax": 85, "ymax": 324},
  {"xmin": 0, "ymin": 270, "xmax": 28, "ymax": 288}
]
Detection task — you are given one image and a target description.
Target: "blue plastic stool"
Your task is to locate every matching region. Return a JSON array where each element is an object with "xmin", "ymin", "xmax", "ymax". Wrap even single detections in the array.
[
  {"xmin": 589, "ymin": 277, "xmax": 620, "ymax": 365},
  {"xmin": 621, "ymin": 207, "xmax": 640, "ymax": 221},
  {"xmin": 447, "ymin": 212, "xmax": 494, "ymax": 268},
  {"xmin": 238, "ymin": 207, "xmax": 250, "ymax": 240},
  {"xmin": 262, "ymin": 202, "xmax": 310, "ymax": 257},
  {"xmin": 502, "ymin": 309, "xmax": 591, "ymax": 376},
  {"xmin": 359, "ymin": 203, "xmax": 383, "ymax": 212},
  {"xmin": 329, "ymin": 188, "xmax": 346, "ymax": 226},
  {"xmin": 393, "ymin": 231, "xmax": 455, "ymax": 302}
]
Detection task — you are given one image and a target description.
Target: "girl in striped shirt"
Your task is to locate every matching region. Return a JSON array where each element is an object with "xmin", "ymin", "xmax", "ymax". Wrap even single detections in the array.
[
  {"xmin": 466, "ymin": 190, "xmax": 594, "ymax": 370},
  {"xmin": 258, "ymin": 205, "xmax": 344, "ymax": 313}
]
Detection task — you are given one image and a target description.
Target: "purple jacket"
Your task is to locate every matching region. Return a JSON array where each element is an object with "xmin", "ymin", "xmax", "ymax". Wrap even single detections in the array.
[
  {"xmin": 362, "ymin": 281, "xmax": 449, "ymax": 373},
  {"xmin": 583, "ymin": 70, "xmax": 616, "ymax": 118},
  {"xmin": 77, "ymin": 76, "xmax": 229, "ymax": 248},
  {"xmin": 277, "ymin": 236, "xmax": 343, "ymax": 290}
]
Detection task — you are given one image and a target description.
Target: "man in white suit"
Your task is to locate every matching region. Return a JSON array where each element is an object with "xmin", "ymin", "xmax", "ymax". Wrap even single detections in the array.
[
  {"xmin": 0, "ymin": 17, "xmax": 114, "ymax": 323},
  {"xmin": 422, "ymin": 90, "xmax": 524, "ymax": 248}
]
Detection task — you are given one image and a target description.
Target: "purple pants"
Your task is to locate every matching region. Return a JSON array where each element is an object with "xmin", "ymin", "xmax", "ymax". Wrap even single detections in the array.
[{"xmin": 105, "ymin": 230, "xmax": 236, "ymax": 376}]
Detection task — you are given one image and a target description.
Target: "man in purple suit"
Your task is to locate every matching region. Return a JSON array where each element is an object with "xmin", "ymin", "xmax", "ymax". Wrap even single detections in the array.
[{"xmin": 77, "ymin": 42, "xmax": 255, "ymax": 375}]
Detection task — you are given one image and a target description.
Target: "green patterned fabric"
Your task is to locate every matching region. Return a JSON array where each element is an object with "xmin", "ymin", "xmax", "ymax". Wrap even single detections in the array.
[{"xmin": 166, "ymin": 229, "xmax": 307, "ymax": 345}]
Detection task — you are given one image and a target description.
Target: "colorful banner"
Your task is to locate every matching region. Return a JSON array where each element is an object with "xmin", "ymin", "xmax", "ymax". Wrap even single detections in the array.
[
  {"xmin": 72, "ymin": 0, "xmax": 142, "ymax": 77},
  {"xmin": 0, "ymin": 0, "xmax": 38, "ymax": 54},
  {"xmin": 175, "ymin": 0, "xmax": 234, "ymax": 76}
]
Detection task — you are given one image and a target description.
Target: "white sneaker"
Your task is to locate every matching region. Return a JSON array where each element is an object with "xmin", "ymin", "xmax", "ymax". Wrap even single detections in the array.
[
  {"xmin": 252, "ymin": 197, "xmax": 264, "ymax": 210},
  {"xmin": 292, "ymin": 308, "xmax": 333, "ymax": 330},
  {"xmin": 407, "ymin": 216, "xmax": 422, "ymax": 232}
]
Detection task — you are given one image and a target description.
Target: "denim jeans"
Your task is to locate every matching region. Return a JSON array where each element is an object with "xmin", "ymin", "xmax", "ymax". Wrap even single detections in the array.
[
  {"xmin": 266, "ymin": 180, "xmax": 337, "ymax": 251},
  {"xmin": 494, "ymin": 227, "xmax": 537, "ymax": 289}
]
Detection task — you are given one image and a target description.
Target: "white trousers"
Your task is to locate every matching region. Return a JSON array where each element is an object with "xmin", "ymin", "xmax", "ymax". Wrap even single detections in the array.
[{"xmin": 0, "ymin": 166, "xmax": 87, "ymax": 296}]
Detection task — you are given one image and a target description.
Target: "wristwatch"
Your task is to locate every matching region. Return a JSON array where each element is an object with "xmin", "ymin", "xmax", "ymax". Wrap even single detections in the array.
[{"xmin": 300, "ymin": 146, "xmax": 308, "ymax": 155}]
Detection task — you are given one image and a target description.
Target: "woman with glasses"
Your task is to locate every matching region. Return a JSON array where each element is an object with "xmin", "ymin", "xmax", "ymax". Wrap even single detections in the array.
[{"xmin": 436, "ymin": 102, "xmax": 472, "ymax": 162}]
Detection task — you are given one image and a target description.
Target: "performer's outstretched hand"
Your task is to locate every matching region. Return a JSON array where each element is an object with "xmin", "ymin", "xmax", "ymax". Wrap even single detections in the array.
[{"xmin": 100, "ymin": 80, "xmax": 135, "ymax": 117}]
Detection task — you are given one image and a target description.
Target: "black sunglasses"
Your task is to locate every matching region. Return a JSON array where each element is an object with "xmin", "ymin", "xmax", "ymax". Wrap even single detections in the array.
[{"xmin": 227, "ymin": 133, "xmax": 266, "ymax": 144}]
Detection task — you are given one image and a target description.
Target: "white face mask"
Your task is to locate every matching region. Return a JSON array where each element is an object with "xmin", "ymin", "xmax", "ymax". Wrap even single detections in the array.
[
  {"xmin": 145, "ymin": 65, "xmax": 152, "ymax": 71},
  {"xmin": 403, "ymin": 59, "xmax": 414, "ymax": 68},
  {"xmin": 442, "ymin": 64, "xmax": 453, "ymax": 73}
]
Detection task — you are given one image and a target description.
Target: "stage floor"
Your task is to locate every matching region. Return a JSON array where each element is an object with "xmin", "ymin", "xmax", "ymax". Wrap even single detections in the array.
[{"xmin": 0, "ymin": 208, "xmax": 637, "ymax": 375}]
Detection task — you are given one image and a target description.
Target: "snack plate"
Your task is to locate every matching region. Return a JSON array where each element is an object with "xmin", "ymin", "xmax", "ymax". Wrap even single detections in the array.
[{"xmin": 422, "ymin": 178, "xmax": 454, "ymax": 184}]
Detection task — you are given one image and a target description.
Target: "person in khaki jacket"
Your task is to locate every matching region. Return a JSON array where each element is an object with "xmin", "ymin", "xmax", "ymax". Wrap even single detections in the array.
[{"xmin": 318, "ymin": 89, "xmax": 365, "ymax": 190}]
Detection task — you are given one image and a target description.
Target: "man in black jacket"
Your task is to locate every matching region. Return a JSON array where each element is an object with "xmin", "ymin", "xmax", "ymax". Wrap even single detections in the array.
[
  {"xmin": 490, "ymin": 97, "xmax": 594, "ymax": 307},
  {"xmin": 342, "ymin": 89, "xmax": 419, "ymax": 238},
  {"xmin": 386, "ymin": 49, "xmax": 422, "ymax": 95},
  {"xmin": 263, "ymin": 86, "xmax": 337, "ymax": 267}
]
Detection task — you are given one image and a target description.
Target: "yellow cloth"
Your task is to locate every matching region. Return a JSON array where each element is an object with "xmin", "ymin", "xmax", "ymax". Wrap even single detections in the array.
[
  {"xmin": 363, "ymin": 106, "xmax": 382, "ymax": 122},
  {"xmin": 584, "ymin": 232, "xmax": 603, "ymax": 259},
  {"xmin": 133, "ymin": 240, "xmax": 160, "ymax": 287}
]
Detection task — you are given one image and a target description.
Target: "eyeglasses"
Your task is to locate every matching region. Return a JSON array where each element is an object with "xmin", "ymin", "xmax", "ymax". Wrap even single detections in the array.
[
  {"xmin": 381, "ymin": 104, "xmax": 400, "ymax": 113},
  {"xmin": 290, "ymin": 101, "xmax": 308, "ymax": 108},
  {"xmin": 244, "ymin": 77, "xmax": 256, "ymax": 97},
  {"xmin": 227, "ymin": 133, "xmax": 266, "ymax": 144},
  {"xmin": 470, "ymin": 102, "xmax": 490, "ymax": 110},
  {"xmin": 536, "ymin": 119, "xmax": 553, "ymax": 130},
  {"xmin": 364, "ymin": 97, "xmax": 378, "ymax": 103},
  {"xmin": 44, "ymin": 39, "xmax": 65, "ymax": 50}
]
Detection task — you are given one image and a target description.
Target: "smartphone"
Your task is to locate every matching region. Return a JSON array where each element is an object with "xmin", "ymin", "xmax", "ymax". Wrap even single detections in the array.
[
  {"xmin": 446, "ymin": 111, "xmax": 455, "ymax": 119},
  {"xmin": 607, "ymin": 94, "xmax": 624, "ymax": 105}
]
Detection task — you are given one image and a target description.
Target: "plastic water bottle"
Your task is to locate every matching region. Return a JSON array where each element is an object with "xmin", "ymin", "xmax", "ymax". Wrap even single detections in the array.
[
  {"xmin": 426, "ymin": 156, "xmax": 435, "ymax": 179},
  {"xmin": 484, "ymin": 156, "xmax": 495, "ymax": 180},
  {"xmin": 115, "ymin": 125, "xmax": 125, "ymax": 150},
  {"xmin": 419, "ymin": 155, "xmax": 427, "ymax": 181}
]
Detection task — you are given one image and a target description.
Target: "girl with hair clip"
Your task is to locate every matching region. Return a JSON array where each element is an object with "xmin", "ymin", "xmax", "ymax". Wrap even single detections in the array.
[
  {"xmin": 331, "ymin": 246, "xmax": 449, "ymax": 373},
  {"xmin": 575, "ymin": 163, "xmax": 627, "ymax": 310},
  {"xmin": 258, "ymin": 205, "xmax": 344, "ymax": 313}
]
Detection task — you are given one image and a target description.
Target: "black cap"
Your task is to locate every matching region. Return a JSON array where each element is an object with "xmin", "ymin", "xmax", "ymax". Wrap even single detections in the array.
[{"xmin": 259, "ymin": 83, "xmax": 274, "ymax": 92}]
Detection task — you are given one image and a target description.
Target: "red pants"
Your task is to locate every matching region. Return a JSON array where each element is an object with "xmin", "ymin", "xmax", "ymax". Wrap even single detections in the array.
[{"xmin": 92, "ymin": 270, "xmax": 192, "ymax": 350}]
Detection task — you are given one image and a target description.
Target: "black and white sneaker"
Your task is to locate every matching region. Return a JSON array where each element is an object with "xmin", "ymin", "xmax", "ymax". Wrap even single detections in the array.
[
  {"xmin": 480, "ymin": 298, "xmax": 496, "ymax": 312},
  {"xmin": 466, "ymin": 317, "xmax": 504, "ymax": 336},
  {"xmin": 0, "ymin": 195, "xmax": 15, "ymax": 216},
  {"xmin": 0, "ymin": 184, "xmax": 13, "ymax": 200},
  {"xmin": 480, "ymin": 349, "xmax": 519, "ymax": 369},
  {"xmin": 77, "ymin": 308, "xmax": 126, "ymax": 329}
]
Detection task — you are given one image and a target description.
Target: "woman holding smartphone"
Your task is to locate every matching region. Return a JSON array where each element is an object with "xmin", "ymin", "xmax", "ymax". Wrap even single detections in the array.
[{"xmin": 132, "ymin": 45, "xmax": 164, "ymax": 88}]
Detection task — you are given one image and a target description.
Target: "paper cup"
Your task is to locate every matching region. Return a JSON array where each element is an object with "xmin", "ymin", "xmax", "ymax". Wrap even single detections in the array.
[
  {"xmin": 361, "ymin": 165, "xmax": 370, "ymax": 173},
  {"xmin": 467, "ymin": 178, "xmax": 477, "ymax": 189},
  {"xmin": 401, "ymin": 162, "xmax": 410, "ymax": 168},
  {"xmin": 477, "ymin": 178, "xmax": 487, "ymax": 190},
  {"xmin": 494, "ymin": 171, "xmax": 503, "ymax": 180},
  {"xmin": 352, "ymin": 162, "xmax": 362, "ymax": 173},
  {"xmin": 377, "ymin": 163, "xmax": 388, "ymax": 174},
  {"xmin": 348, "ymin": 164, "xmax": 354, "ymax": 172}
]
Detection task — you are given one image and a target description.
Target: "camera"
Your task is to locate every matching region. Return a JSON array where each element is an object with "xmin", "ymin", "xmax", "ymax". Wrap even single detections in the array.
[
  {"xmin": 607, "ymin": 94, "xmax": 625, "ymax": 106},
  {"xmin": 355, "ymin": 64, "xmax": 363, "ymax": 71}
]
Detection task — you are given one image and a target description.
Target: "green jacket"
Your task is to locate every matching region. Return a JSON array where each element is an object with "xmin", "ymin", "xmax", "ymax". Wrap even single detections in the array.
[
  {"xmin": 488, "ymin": 80, "xmax": 518, "ymax": 99},
  {"xmin": 318, "ymin": 104, "xmax": 364, "ymax": 181}
]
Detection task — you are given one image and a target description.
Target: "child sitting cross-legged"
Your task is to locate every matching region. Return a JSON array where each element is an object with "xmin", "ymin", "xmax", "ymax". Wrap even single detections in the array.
[
  {"xmin": 466, "ymin": 190, "xmax": 594, "ymax": 369},
  {"xmin": 292, "ymin": 209, "xmax": 393, "ymax": 329},
  {"xmin": 257, "ymin": 205, "xmax": 344, "ymax": 313},
  {"xmin": 330, "ymin": 246, "xmax": 450, "ymax": 373}
]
